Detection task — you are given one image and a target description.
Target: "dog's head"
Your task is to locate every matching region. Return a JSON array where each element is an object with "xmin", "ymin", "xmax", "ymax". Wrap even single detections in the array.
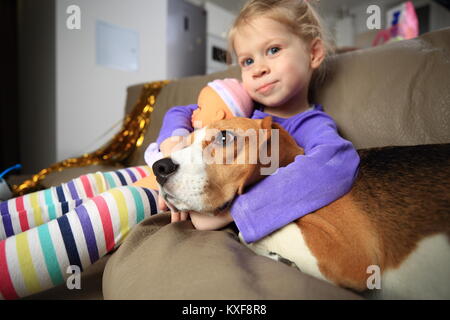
[{"xmin": 153, "ymin": 117, "xmax": 302, "ymax": 215}]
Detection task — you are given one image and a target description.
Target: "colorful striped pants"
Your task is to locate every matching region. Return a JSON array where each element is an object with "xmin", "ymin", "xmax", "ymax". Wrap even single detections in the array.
[{"xmin": 0, "ymin": 166, "xmax": 160, "ymax": 299}]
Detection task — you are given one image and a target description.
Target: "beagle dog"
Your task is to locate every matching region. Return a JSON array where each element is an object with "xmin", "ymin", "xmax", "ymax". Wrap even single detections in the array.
[{"xmin": 152, "ymin": 117, "xmax": 450, "ymax": 299}]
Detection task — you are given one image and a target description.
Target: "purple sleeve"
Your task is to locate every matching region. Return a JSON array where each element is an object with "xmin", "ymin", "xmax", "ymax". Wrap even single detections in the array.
[
  {"xmin": 231, "ymin": 110, "xmax": 360, "ymax": 243},
  {"xmin": 155, "ymin": 104, "xmax": 198, "ymax": 146}
]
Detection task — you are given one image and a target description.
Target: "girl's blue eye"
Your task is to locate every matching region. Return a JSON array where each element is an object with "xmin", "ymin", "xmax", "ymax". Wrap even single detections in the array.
[
  {"xmin": 242, "ymin": 58, "xmax": 254, "ymax": 67},
  {"xmin": 268, "ymin": 47, "xmax": 280, "ymax": 55}
]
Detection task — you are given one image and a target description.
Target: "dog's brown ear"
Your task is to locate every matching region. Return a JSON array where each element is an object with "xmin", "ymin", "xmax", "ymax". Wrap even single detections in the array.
[
  {"xmin": 258, "ymin": 116, "xmax": 273, "ymax": 130},
  {"xmin": 236, "ymin": 117, "xmax": 274, "ymax": 195},
  {"xmin": 237, "ymin": 180, "xmax": 247, "ymax": 195},
  {"xmin": 257, "ymin": 116, "xmax": 273, "ymax": 148},
  {"xmin": 237, "ymin": 167, "xmax": 258, "ymax": 195}
]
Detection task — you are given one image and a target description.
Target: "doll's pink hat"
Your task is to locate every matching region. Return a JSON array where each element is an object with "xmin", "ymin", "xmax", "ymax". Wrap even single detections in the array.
[{"xmin": 207, "ymin": 78, "xmax": 254, "ymax": 118}]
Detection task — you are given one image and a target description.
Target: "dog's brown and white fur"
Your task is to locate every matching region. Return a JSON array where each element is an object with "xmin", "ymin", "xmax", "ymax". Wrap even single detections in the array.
[{"xmin": 154, "ymin": 117, "xmax": 450, "ymax": 299}]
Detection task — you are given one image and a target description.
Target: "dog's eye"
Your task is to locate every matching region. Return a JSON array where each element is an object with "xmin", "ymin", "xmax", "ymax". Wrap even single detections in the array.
[{"xmin": 214, "ymin": 130, "xmax": 235, "ymax": 146}]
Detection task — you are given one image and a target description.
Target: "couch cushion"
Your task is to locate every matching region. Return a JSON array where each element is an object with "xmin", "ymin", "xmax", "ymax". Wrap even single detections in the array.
[
  {"xmin": 103, "ymin": 213, "xmax": 362, "ymax": 300},
  {"xmin": 315, "ymin": 27, "xmax": 450, "ymax": 149}
]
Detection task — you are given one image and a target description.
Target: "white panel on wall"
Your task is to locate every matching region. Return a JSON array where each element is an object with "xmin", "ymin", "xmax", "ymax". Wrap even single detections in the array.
[{"xmin": 96, "ymin": 20, "xmax": 139, "ymax": 71}]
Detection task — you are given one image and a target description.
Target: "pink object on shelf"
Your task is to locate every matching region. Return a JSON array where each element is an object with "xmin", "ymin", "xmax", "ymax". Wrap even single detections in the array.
[
  {"xmin": 372, "ymin": 1, "xmax": 419, "ymax": 47},
  {"xmin": 399, "ymin": 1, "xmax": 419, "ymax": 40}
]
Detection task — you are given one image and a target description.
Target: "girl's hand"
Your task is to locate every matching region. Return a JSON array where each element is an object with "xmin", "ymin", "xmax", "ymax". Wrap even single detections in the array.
[
  {"xmin": 171, "ymin": 211, "xmax": 190, "ymax": 223},
  {"xmin": 159, "ymin": 136, "xmax": 187, "ymax": 157},
  {"xmin": 189, "ymin": 210, "xmax": 234, "ymax": 230},
  {"xmin": 157, "ymin": 194, "xmax": 168, "ymax": 211},
  {"xmin": 158, "ymin": 194, "xmax": 190, "ymax": 222}
]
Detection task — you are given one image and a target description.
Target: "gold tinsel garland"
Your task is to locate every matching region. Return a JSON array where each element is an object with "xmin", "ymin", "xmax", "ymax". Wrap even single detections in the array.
[{"xmin": 13, "ymin": 80, "xmax": 170, "ymax": 196}]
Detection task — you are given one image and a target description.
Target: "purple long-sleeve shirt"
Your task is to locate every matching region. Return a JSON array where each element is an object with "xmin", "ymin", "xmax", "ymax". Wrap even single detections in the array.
[{"xmin": 154, "ymin": 104, "xmax": 360, "ymax": 243}]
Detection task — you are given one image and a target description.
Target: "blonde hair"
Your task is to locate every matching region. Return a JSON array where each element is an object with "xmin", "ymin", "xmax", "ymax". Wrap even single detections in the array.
[{"xmin": 228, "ymin": 0, "xmax": 335, "ymax": 100}]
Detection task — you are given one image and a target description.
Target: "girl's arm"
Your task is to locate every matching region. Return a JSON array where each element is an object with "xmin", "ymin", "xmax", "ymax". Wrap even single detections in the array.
[
  {"xmin": 231, "ymin": 110, "xmax": 360, "ymax": 243},
  {"xmin": 155, "ymin": 104, "xmax": 197, "ymax": 147}
]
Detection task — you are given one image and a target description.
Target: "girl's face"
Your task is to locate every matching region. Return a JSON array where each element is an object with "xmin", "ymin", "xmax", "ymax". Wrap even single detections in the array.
[{"xmin": 234, "ymin": 16, "xmax": 323, "ymax": 117}]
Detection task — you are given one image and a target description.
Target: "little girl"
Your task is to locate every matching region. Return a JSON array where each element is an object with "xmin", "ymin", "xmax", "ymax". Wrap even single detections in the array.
[{"xmin": 157, "ymin": 0, "xmax": 360, "ymax": 243}]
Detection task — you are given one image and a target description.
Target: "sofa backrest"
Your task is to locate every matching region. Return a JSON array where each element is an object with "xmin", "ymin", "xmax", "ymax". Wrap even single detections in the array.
[
  {"xmin": 316, "ymin": 27, "xmax": 450, "ymax": 149},
  {"xmin": 126, "ymin": 27, "xmax": 450, "ymax": 167}
]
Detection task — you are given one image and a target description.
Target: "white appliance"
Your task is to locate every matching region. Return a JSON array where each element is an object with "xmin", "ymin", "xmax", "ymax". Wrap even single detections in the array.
[{"xmin": 167, "ymin": 0, "xmax": 207, "ymax": 78}]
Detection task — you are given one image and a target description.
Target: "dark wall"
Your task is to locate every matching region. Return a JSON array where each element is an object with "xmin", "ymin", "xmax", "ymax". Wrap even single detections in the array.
[{"xmin": 0, "ymin": 0, "xmax": 20, "ymax": 172}]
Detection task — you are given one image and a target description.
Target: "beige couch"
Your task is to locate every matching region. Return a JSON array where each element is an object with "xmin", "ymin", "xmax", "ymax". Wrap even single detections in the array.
[{"xmin": 25, "ymin": 27, "xmax": 450, "ymax": 299}]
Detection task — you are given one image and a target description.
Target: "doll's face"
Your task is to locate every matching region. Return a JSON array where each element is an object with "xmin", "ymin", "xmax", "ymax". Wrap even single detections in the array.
[{"xmin": 192, "ymin": 86, "xmax": 234, "ymax": 129}]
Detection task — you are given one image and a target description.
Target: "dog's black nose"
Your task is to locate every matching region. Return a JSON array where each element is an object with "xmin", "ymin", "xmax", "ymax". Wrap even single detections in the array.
[{"xmin": 152, "ymin": 158, "xmax": 179, "ymax": 186}]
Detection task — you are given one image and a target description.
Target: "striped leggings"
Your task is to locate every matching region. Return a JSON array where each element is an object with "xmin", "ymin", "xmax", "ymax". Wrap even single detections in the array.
[{"xmin": 0, "ymin": 166, "xmax": 160, "ymax": 300}]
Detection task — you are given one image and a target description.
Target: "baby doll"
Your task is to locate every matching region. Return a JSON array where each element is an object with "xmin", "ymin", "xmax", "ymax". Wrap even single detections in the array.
[{"xmin": 134, "ymin": 78, "xmax": 254, "ymax": 190}]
